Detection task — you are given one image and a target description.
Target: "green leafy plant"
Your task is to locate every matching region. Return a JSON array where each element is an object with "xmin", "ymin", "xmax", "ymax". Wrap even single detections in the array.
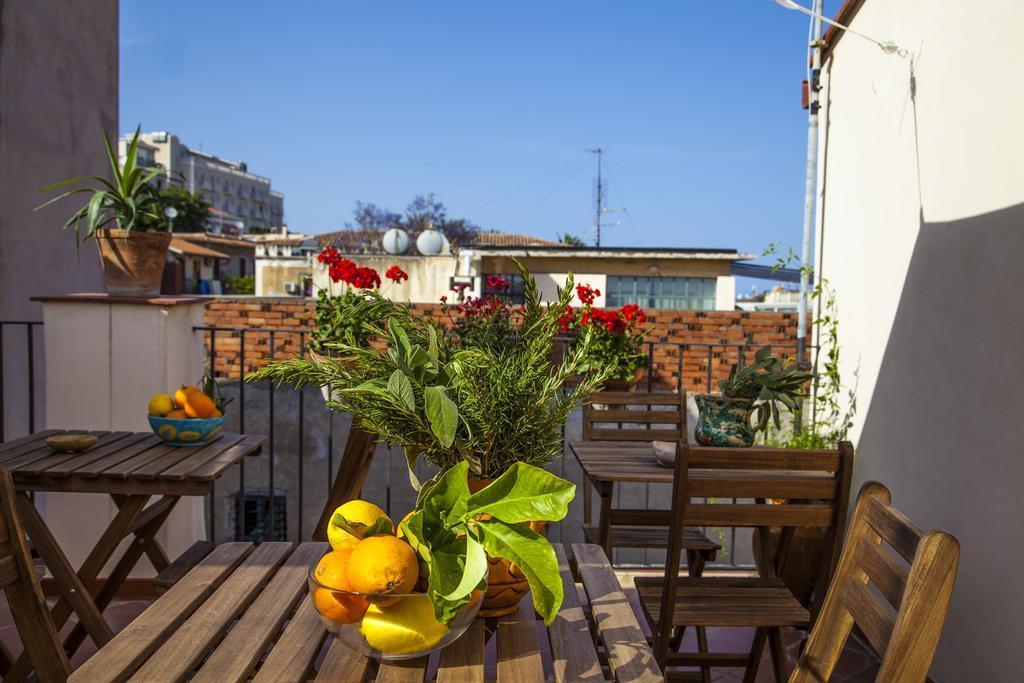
[
  {"xmin": 248, "ymin": 260, "xmax": 610, "ymax": 480},
  {"xmin": 227, "ymin": 275, "xmax": 255, "ymax": 295},
  {"xmin": 36, "ymin": 126, "xmax": 166, "ymax": 243},
  {"xmin": 400, "ymin": 461, "xmax": 573, "ymax": 624},
  {"xmin": 308, "ymin": 288, "xmax": 372, "ymax": 353},
  {"xmin": 139, "ymin": 187, "xmax": 211, "ymax": 233},
  {"xmin": 719, "ymin": 344, "xmax": 813, "ymax": 433},
  {"xmin": 199, "ymin": 374, "xmax": 234, "ymax": 414}
]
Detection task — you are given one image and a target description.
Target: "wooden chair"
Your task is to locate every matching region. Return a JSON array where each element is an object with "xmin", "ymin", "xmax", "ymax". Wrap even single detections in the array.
[
  {"xmin": 580, "ymin": 390, "xmax": 719, "ymax": 565},
  {"xmin": 0, "ymin": 469, "xmax": 70, "ymax": 682},
  {"xmin": 790, "ymin": 482, "xmax": 959, "ymax": 682},
  {"xmin": 638, "ymin": 440, "xmax": 854, "ymax": 683}
]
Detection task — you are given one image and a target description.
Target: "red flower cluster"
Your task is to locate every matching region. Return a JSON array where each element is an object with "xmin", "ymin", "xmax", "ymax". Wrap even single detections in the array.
[
  {"xmin": 451, "ymin": 283, "xmax": 470, "ymax": 293},
  {"xmin": 589, "ymin": 308, "xmax": 626, "ymax": 333},
  {"xmin": 485, "ymin": 275, "xmax": 511, "ymax": 292},
  {"xmin": 385, "ymin": 265, "xmax": 408, "ymax": 283},
  {"xmin": 557, "ymin": 305, "xmax": 575, "ymax": 333},
  {"xmin": 620, "ymin": 303, "xmax": 646, "ymax": 324},
  {"xmin": 575, "ymin": 283, "xmax": 600, "ymax": 306},
  {"xmin": 317, "ymin": 248, "xmax": 381, "ymax": 289},
  {"xmin": 557, "ymin": 298, "xmax": 647, "ymax": 335}
]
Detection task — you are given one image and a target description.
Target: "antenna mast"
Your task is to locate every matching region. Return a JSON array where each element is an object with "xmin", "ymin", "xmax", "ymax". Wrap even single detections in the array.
[{"xmin": 588, "ymin": 148, "xmax": 605, "ymax": 246}]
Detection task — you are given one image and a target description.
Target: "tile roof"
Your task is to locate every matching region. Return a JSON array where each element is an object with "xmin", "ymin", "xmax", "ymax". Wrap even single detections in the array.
[
  {"xmin": 168, "ymin": 238, "xmax": 230, "ymax": 259},
  {"xmin": 471, "ymin": 232, "xmax": 562, "ymax": 247}
]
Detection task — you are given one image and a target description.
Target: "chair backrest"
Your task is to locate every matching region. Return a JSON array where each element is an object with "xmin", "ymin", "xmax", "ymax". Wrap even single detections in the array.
[
  {"xmin": 582, "ymin": 391, "xmax": 687, "ymax": 442},
  {"xmin": 655, "ymin": 440, "xmax": 854, "ymax": 661},
  {"xmin": 0, "ymin": 469, "xmax": 69, "ymax": 682},
  {"xmin": 312, "ymin": 425, "xmax": 378, "ymax": 541},
  {"xmin": 789, "ymin": 482, "xmax": 959, "ymax": 683}
]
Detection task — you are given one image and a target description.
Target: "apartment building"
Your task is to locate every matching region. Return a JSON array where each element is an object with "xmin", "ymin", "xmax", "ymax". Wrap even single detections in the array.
[{"xmin": 119, "ymin": 131, "xmax": 285, "ymax": 234}]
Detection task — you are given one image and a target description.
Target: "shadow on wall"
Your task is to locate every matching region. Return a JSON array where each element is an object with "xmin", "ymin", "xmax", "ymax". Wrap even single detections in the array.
[{"xmin": 855, "ymin": 201, "xmax": 1024, "ymax": 680}]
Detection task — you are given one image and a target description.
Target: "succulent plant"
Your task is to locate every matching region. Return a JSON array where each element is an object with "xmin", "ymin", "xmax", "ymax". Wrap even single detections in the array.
[{"xmin": 719, "ymin": 345, "xmax": 813, "ymax": 433}]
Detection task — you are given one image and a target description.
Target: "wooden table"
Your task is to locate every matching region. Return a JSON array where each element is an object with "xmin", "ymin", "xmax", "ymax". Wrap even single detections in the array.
[
  {"xmin": 0, "ymin": 429, "xmax": 264, "ymax": 678},
  {"xmin": 569, "ymin": 440, "xmax": 720, "ymax": 566},
  {"xmin": 69, "ymin": 541, "xmax": 662, "ymax": 682}
]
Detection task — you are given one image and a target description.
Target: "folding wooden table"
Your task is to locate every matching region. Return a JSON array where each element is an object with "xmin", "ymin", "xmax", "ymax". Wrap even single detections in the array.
[
  {"xmin": 68, "ymin": 542, "xmax": 662, "ymax": 682},
  {"xmin": 0, "ymin": 429, "xmax": 264, "ymax": 679}
]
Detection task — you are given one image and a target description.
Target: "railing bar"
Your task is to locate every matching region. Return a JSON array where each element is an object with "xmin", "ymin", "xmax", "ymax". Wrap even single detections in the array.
[
  {"xmin": 237, "ymin": 330, "xmax": 245, "ymax": 542},
  {"xmin": 646, "ymin": 341, "xmax": 654, "ymax": 392},
  {"xmin": 27, "ymin": 324, "xmax": 35, "ymax": 434},
  {"xmin": 209, "ymin": 329, "xmax": 216, "ymax": 379},
  {"xmin": 209, "ymin": 479, "xmax": 216, "ymax": 543},
  {"xmin": 327, "ymin": 411, "xmax": 334, "ymax": 499},
  {"xmin": 268, "ymin": 330, "xmax": 275, "ymax": 542},
  {"xmin": 297, "ymin": 331, "xmax": 305, "ymax": 542},
  {"xmin": 706, "ymin": 347, "xmax": 713, "ymax": 393}
]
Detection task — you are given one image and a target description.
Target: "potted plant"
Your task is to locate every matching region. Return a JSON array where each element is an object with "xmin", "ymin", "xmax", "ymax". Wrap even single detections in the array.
[
  {"xmin": 558, "ymin": 283, "xmax": 649, "ymax": 391},
  {"xmin": 250, "ymin": 260, "xmax": 609, "ymax": 615},
  {"xmin": 309, "ymin": 248, "xmax": 408, "ymax": 402},
  {"xmin": 37, "ymin": 127, "xmax": 170, "ymax": 296},
  {"xmin": 694, "ymin": 345, "xmax": 813, "ymax": 447}
]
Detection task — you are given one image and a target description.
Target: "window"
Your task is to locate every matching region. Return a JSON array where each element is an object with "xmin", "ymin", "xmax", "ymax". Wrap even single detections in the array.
[
  {"xmin": 482, "ymin": 273, "xmax": 526, "ymax": 305},
  {"xmin": 606, "ymin": 276, "xmax": 717, "ymax": 310},
  {"xmin": 233, "ymin": 488, "xmax": 286, "ymax": 542}
]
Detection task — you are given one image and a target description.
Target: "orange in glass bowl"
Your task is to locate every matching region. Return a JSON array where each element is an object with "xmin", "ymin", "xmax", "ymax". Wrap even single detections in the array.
[{"xmin": 307, "ymin": 551, "xmax": 482, "ymax": 660}]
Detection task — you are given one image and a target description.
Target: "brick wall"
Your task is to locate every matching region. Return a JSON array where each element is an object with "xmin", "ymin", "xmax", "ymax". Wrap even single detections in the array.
[{"xmin": 202, "ymin": 298, "xmax": 805, "ymax": 391}]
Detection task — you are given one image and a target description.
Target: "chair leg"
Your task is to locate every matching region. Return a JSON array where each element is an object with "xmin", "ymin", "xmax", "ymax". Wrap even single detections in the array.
[
  {"xmin": 743, "ymin": 628, "xmax": 768, "ymax": 683},
  {"xmin": 768, "ymin": 628, "xmax": 788, "ymax": 683},
  {"xmin": 686, "ymin": 549, "xmax": 712, "ymax": 683}
]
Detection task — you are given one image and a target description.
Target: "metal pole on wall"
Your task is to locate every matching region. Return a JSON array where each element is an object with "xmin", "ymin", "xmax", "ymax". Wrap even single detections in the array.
[{"xmin": 797, "ymin": 0, "xmax": 823, "ymax": 368}]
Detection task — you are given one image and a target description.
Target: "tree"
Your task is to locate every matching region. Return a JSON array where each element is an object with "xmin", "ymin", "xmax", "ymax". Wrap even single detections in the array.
[
  {"xmin": 338, "ymin": 195, "xmax": 480, "ymax": 248},
  {"xmin": 139, "ymin": 187, "xmax": 211, "ymax": 232},
  {"xmin": 353, "ymin": 201, "xmax": 402, "ymax": 231},
  {"xmin": 557, "ymin": 232, "xmax": 585, "ymax": 247}
]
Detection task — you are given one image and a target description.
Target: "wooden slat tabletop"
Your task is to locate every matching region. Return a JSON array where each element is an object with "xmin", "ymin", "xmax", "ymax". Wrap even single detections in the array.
[
  {"xmin": 0, "ymin": 430, "xmax": 264, "ymax": 496},
  {"xmin": 69, "ymin": 542, "xmax": 661, "ymax": 682}
]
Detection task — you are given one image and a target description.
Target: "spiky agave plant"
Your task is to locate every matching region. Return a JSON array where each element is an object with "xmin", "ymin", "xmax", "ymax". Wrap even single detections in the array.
[{"xmin": 247, "ymin": 259, "xmax": 609, "ymax": 482}]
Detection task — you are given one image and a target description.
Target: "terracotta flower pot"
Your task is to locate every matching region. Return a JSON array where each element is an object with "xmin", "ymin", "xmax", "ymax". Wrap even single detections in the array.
[
  {"xmin": 467, "ymin": 476, "xmax": 545, "ymax": 618},
  {"xmin": 94, "ymin": 229, "xmax": 171, "ymax": 297},
  {"xmin": 600, "ymin": 365, "xmax": 646, "ymax": 393},
  {"xmin": 694, "ymin": 394, "xmax": 755, "ymax": 447}
]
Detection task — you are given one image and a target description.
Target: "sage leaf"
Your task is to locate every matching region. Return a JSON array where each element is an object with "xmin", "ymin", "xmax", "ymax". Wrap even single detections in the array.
[
  {"xmin": 421, "ymin": 461, "xmax": 469, "ymax": 526},
  {"xmin": 387, "ymin": 369, "xmax": 416, "ymax": 411},
  {"xmin": 424, "ymin": 385, "xmax": 458, "ymax": 448},
  {"xmin": 475, "ymin": 519, "xmax": 563, "ymax": 625},
  {"xmin": 467, "ymin": 462, "xmax": 575, "ymax": 523}
]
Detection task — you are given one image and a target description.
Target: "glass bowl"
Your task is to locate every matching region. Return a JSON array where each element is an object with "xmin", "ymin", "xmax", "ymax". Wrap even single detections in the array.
[{"xmin": 308, "ymin": 552, "xmax": 481, "ymax": 660}]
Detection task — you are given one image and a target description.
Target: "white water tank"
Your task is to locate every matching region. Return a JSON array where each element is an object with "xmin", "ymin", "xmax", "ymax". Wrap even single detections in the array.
[
  {"xmin": 416, "ymin": 228, "xmax": 446, "ymax": 255},
  {"xmin": 382, "ymin": 228, "xmax": 411, "ymax": 255}
]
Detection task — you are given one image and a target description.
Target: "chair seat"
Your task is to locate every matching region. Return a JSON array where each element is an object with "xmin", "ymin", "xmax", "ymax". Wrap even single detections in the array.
[
  {"xmin": 635, "ymin": 575, "xmax": 810, "ymax": 628},
  {"xmin": 581, "ymin": 524, "xmax": 720, "ymax": 555}
]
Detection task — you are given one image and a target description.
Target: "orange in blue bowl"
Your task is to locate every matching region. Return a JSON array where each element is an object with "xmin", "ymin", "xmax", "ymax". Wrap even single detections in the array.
[{"xmin": 148, "ymin": 414, "xmax": 225, "ymax": 446}]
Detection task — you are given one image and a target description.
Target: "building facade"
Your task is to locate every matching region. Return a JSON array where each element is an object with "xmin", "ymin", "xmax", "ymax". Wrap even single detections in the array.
[
  {"xmin": 812, "ymin": 1, "xmax": 1024, "ymax": 679},
  {"xmin": 119, "ymin": 131, "xmax": 285, "ymax": 234}
]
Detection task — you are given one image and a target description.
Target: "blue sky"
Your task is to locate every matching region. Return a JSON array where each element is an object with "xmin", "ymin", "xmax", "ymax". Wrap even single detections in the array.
[{"xmin": 120, "ymin": 1, "xmax": 819, "ymax": 269}]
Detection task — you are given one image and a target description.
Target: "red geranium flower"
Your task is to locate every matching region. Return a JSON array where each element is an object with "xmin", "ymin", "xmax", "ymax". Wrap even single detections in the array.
[
  {"xmin": 575, "ymin": 283, "xmax": 600, "ymax": 306},
  {"xmin": 385, "ymin": 265, "xmax": 408, "ymax": 283},
  {"xmin": 486, "ymin": 275, "xmax": 511, "ymax": 292}
]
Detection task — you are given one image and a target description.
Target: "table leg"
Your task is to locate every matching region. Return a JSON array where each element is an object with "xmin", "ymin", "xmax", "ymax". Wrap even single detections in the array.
[
  {"xmin": 63, "ymin": 496, "xmax": 181, "ymax": 655},
  {"xmin": 582, "ymin": 473, "xmax": 592, "ymax": 525},
  {"xmin": 113, "ymin": 493, "xmax": 173, "ymax": 571},
  {"xmin": 597, "ymin": 481, "xmax": 614, "ymax": 558}
]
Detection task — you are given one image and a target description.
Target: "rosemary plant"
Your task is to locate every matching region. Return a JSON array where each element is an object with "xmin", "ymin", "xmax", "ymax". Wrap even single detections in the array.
[{"xmin": 248, "ymin": 260, "xmax": 609, "ymax": 481}]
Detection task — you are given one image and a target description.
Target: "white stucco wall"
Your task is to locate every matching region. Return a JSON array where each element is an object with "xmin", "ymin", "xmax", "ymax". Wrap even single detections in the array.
[{"xmin": 815, "ymin": 1, "xmax": 1024, "ymax": 679}]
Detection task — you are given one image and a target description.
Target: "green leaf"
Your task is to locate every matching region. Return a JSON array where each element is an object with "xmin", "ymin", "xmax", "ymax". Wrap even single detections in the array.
[
  {"xmin": 430, "ymin": 534, "xmax": 488, "ymax": 602},
  {"xmin": 341, "ymin": 379, "xmax": 388, "ymax": 396},
  {"xmin": 475, "ymin": 519, "xmax": 563, "ymax": 625},
  {"xmin": 387, "ymin": 369, "xmax": 416, "ymax": 411},
  {"xmin": 467, "ymin": 462, "xmax": 575, "ymax": 524},
  {"xmin": 421, "ymin": 461, "xmax": 470, "ymax": 526},
  {"xmin": 424, "ymin": 385, "xmax": 458, "ymax": 447},
  {"xmin": 330, "ymin": 512, "xmax": 394, "ymax": 537}
]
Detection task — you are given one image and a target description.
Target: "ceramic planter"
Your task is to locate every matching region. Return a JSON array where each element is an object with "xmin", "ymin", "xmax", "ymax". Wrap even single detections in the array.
[
  {"xmin": 467, "ymin": 476, "xmax": 545, "ymax": 617},
  {"xmin": 95, "ymin": 229, "xmax": 171, "ymax": 296},
  {"xmin": 694, "ymin": 394, "xmax": 756, "ymax": 447}
]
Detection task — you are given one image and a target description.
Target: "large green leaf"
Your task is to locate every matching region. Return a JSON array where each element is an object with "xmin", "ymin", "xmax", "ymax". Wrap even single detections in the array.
[
  {"xmin": 424, "ymin": 385, "xmax": 458, "ymax": 447},
  {"xmin": 430, "ymin": 534, "xmax": 488, "ymax": 602},
  {"xmin": 421, "ymin": 461, "xmax": 470, "ymax": 526},
  {"xmin": 387, "ymin": 369, "xmax": 416, "ymax": 411},
  {"xmin": 475, "ymin": 519, "xmax": 563, "ymax": 624},
  {"xmin": 467, "ymin": 462, "xmax": 575, "ymax": 524}
]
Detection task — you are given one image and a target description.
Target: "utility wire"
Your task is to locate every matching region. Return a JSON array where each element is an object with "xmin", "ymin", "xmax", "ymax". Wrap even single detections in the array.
[
  {"xmin": 503, "ymin": 157, "xmax": 591, "ymax": 232},
  {"xmin": 466, "ymin": 156, "xmax": 591, "ymax": 216},
  {"xmin": 600, "ymin": 158, "xmax": 643, "ymax": 246}
]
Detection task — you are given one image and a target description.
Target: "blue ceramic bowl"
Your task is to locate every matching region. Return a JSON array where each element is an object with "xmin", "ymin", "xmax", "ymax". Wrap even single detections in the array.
[{"xmin": 148, "ymin": 414, "xmax": 225, "ymax": 446}]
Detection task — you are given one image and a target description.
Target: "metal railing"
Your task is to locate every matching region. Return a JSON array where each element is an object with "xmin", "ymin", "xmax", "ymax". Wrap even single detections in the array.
[{"xmin": 195, "ymin": 325, "xmax": 812, "ymax": 567}]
